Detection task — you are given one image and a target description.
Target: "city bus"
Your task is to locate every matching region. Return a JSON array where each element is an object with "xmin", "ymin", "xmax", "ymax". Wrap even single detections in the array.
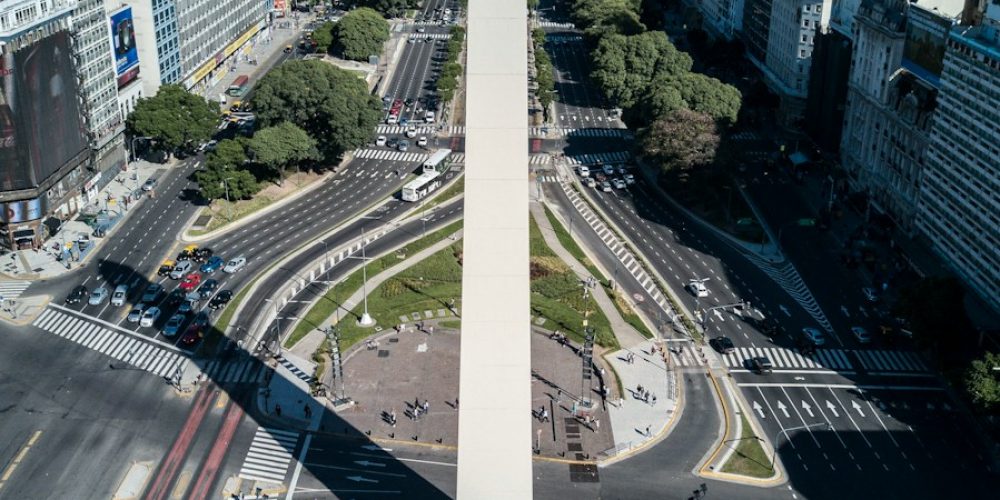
[
  {"xmin": 227, "ymin": 75, "xmax": 250, "ymax": 97},
  {"xmin": 401, "ymin": 149, "xmax": 453, "ymax": 202},
  {"xmin": 421, "ymin": 148, "xmax": 452, "ymax": 172}
]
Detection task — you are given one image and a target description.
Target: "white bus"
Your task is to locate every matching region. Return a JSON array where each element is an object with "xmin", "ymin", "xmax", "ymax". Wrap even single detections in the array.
[
  {"xmin": 401, "ymin": 149, "xmax": 453, "ymax": 202},
  {"xmin": 422, "ymin": 148, "xmax": 452, "ymax": 172}
]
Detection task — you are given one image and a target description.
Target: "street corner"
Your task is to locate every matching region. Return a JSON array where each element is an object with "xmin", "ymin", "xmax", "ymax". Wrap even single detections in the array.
[
  {"xmin": 0, "ymin": 294, "xmax": 51, "ymax": 327},
  {"xmin": 221, "ymin": 475, "xmax": 287, "ymax": 500},
  {"xmin": 112, "ymin": 461, "xmax": 153, "ymax": 500}
]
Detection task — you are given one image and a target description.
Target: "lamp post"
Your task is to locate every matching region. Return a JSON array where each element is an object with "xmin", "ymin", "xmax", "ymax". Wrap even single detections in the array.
[
  {"xmin": 771, "ymin": 422, "xmax": 831, "ymax": 470},
  {"xmin": 130, "ymin": 136, "xmax": 151, "ymax": 163},
  {"xmin": 222, "ymin": 177, "xmax": 235, "ymax": 221},
  {"xmin": 345, "ymin": 227, "xmax": 375, "ymax": 327}
]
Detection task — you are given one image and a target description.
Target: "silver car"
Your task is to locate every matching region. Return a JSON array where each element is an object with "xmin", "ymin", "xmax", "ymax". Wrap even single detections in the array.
[
  {"xmin": 88, "ymin": 286, "xmax": 109, "ymax": 306},
  {"xmin": 111, "ymin": 284, "xmax": 129, "ymax": 307}
]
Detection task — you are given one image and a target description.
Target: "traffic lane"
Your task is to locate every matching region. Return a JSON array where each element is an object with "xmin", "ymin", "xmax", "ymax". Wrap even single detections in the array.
[
  {"xmin": 542, "ymin": 181, "xmax": 677, "ymax": 336},
  {"xmin": 292, "ymin": 434, "xmax": 456, "ymax": 498},
  {"xmin": 560, "ymin": 38, "xmax": 615, "ymax": 125},
  {"xmin": 397, "ymin": 34, "xmax": 437, "ymax": 108},
  {"xmin": 386, "ymin": 34, "xmax": 435, "ymax": 100},
  {"xmin": 547, "ymin": 43, "xmax": 599, "ymax": 128},
  {"xmin": 398, "ymin": 39, "xmax": 441, "ymax": 123}
]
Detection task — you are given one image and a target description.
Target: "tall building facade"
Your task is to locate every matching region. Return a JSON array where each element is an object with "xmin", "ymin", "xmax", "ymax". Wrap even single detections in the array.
[
  {"xmin": 0, "ymin": 0, "xmax": 92, "ymax": 249},
  {"xmin": 124, "ymin": 0, "xmax": 266, "ymax": 97},
  {"xmin": 917, "ymin": 2, "xmax": 1000, "ymax": 312}
]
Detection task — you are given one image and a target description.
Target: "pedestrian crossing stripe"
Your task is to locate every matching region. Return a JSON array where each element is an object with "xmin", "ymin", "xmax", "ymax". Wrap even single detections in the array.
[
  {"xmin": 852, "ymin": 349, "xmax": 927, "ymax": 372},
  {"xmin": 276, "ymin": 355, "xmax": 314, "ymax": 384},
  {"xmin": 669, "ymin": 348, "xmax": 705, "ymax": 367},
  {"xmin": 32, "ymin": 307, "xmax": 188, "ymax": 379},
  {"xmin": 201, "ymin": 359, "xmax": 268, "ymax": 384},
  {"xmin": 409, "ymin": 33, "xmax": 452, "ymax": 40},
  {"xmin": 538, "ymin": 22, "xmax": 577, "ymax": 30},
  {"xmin": 724, "ymin": 347, "xmax": 852, "ymax": 371},
  {"xmin": 238, "ymin": 427, "xmax": 299, "ymax": 484},
  {"xmin": 373, "ymin": 125, "xmax": 465, "ymax": 135},
  {"xmin": 0, "ymin": 280, "xmax": 31, "ymax": 300},
  {"xmin": 730, "ymin": 131, "xmax": 762, "ymax": 141},
  {"xmin": 529, "ymin": 127, "xmax": 632, "ymax": 139},
  {"xmin": 529, "ymin": 154, "xmax": 552, "ymax": 165},
  {"xmin": 536, "ymin": 175, "xmax": 559, "ymax": 183},
  {"xmin": 352, "ymin": 149, "xmax": 465, "ymax": 164},
  {"xmin": 563, "ymin": 151, "xmax": 631, "ymax": 166}
]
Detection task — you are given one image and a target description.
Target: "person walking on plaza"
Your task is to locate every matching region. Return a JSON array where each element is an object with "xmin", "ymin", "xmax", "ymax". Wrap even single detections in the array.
[
  {"xmin": 541, "ymin": 408, "xmax": 549, "ymax": 423},
  {"xmin": 390, "ymin": 409, "xmax": 397, "ymax": 427}
]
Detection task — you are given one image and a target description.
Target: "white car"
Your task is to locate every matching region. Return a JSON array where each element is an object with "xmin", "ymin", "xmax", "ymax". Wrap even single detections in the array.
[
  {"xmin": 851, "ymin": 326, "xmax": 871, "ymax": 344},
  {"xmin": 601, "ymin": 181, "xmax": 612, "ymax": 192},
  {"xmin": 424, "ymin": 111, "xmax": 435, "ymax": 123},
  {"xmin": 602, "ymin": 164, "xmax": 615, "ymax": 176},
  {"xmin": 223, "ymin": 256, "xmax": 247, "ymax": 273},
  {"xmin": 417, "ymin": 136, "xmax": 428, "ymax": 147},
  {"xmin": 801, "ymin": 327, "xmax": 826, "ymax": 346},
  {"xmin": 578, "ymin": 166, "xmax": 590, "ymax": 177},
  {"xmin": 127, "ymin": 304, "xmax": 147, "ymax": 323},
  {"xmin": 623, "ymin": 173, "xmax": 636, "ymax": 185},
  {"xmin": 111, "ymin": 284, "xmax": 129, "ymax": 307},
  {"xmin": 689, "ymin": 280, "xmax": 709, "ymax": 298},
  {"xmin": 88, "ymin": 286, "xmax": 109, "ymax": 306},
  {"xmin": 376, "ymin": 135, "xmax": 387, "ymax": 146},
  {"xmin": 140, "ymin": 307, "xmax": 161, "ymax": 327},
  {"xmin": 405, "ymin": 126, "xmax": 417, "ymax": 138},
  {"xmin": 612, "ymin": 178, "xmax": 626, "ymax": 189},
  {"xmin": 585, "ymin": 177, "xmax": 596, "ymax": 188}
]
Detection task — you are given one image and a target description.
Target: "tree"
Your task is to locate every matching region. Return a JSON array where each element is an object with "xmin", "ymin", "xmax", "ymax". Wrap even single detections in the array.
[
  {"xmin": 571, "ymin": 0, "xmax": 643, "ymax": 30},
  {"xmin": 126, "ymin": 84, "xmax": 219, "ymax": 153},
  {"xmin": 247, "ymin": 122, "xmax": 320, "ymax": 184},
  {"xmin": 965, "ymin": 352, "xmax": 1000, "ymax": 413},
  {"xmin": 311, "ymin": 21, "xmax": 335, "ymax": 53},
  {"xmin": 625, "ymin": 74, "xmax": 685, "ymax": 127},
  {"xmin": 357, "ymin": 0, "xmax": 413, "ymax": 17},
  {"xmin": 204, "ymin": 139, "xmax": 248, "ymax": 172},
  {"xmin": 253, "ymin": 60, "xmax": 381, "ymax": 160},
  {"xmin": 333, "ymin": 7, "xmax": 390, "ymax": 61},
  {"xmin": 528, "ymin": 0, "xmax": 540, "ymax": 9},
  {"xmin": 590, "ymin": 31, "xmax": 691, "ymax": 109},
  {"xmin": 195, "ymin": 164, "xmax": 258, "ymax": 201},
  {"xmin": 638, "ymin": 108, "xmax": 720, "ymax": 174},
  {"xmin": 675, "ymin": 73, "xmax": 742, "ymax": 125},
  {"xmin": 534, "ymin": 48, "xmax": 556, "ymax": 114}
]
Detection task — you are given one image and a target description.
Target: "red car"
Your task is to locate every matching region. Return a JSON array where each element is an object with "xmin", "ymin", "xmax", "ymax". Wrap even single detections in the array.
[
  {"xmin": 179, "ymin": 273, "xmax": 202, "ymax": 292},
  {"xmin": 180, "ymin": 324, "xmax": 203, "ymax": 346}
]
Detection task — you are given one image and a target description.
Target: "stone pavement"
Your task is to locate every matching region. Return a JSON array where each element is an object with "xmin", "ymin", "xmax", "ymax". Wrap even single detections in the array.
[
  {"xmin": 0, "ymin": 294, "xmax": 49, "ymax": 326},
  {"xmin": 529, "ymin": 199, "xmax": 648, "ymax": 349},
  {"xmin": 0, "ymin": 160, "xmax": 162, "ymax": 281}
]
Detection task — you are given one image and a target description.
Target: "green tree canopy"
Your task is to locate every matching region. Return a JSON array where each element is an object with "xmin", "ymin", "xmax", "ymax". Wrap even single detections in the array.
[
  {"xmin": 625, "ymin": 74, "xmax": 685, "ymax": 127},
  {"xmin": 204, "ymin": 138, "xmax": 248, "ymax": 172},
  {"xmin": 675, "ymin": 73, "xmax": 742, "ymax": 125},
  {"xmin": 333, "ymin": 7, "xmax": 390, "ymax": 61},
  {"xmin": 247, "ymin": 122, "xmax": 320, "ymax": 183},
  {"xmin": 252, "ymin": 60, "xmax": 381, "ymax": 160},
  {"xmin": 195, "ymin": 164, "xmax": 258, "ymax": 201},
  {"xmin": 311, "ymin": 21, "xmax": 335, "ymax": 53},
  {"xmin": 571, "ymin": 0, "xmax": 643, "ymax": 30},
  {"xmin": 357, "ymin": 0, "xmax": 414, "ymax": 17},
  {"xmin": 638, "ymin": 108, "xmax": 720, "ymax": 174},
  {"xmin": 126, "ymin": 84, "xmax": 219, "ymax": 153},
  {"xmin": 590, "ymin": 31, "xmax": 691, "ymax": 109},
  {"xmin": 965, "ymin": 352, "xmax": 1000, "ymax": 413}
]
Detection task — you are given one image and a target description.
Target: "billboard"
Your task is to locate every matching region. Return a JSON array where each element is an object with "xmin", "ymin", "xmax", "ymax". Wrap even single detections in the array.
[
  {"xmin": 274, "ymin": 0, "xmax": 287, "ymax": 16},
  {"xmin": 1, "ymin": 198, "xmax": 44, "ymax": 223},
  {"xmin": 0, "ymin": 31, "xmax": 89, "ymax": 192},
  {"xmin": 110, "ymin": 7, "xmax": 140, "ymax": 88}
]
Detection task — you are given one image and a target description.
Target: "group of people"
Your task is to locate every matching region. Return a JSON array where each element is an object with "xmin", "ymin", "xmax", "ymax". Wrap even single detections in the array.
[{"xmin": 635, "ymin": 384, "xmax": 657, "ymax": 405}]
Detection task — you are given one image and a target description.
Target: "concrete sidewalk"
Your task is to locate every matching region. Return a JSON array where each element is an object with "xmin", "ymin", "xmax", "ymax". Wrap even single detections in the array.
[
  {"xmin": 286, "ymin": 228, "xmax": 464, "ymax": 359},
  {"xmin": 530, "ymin": 200, "xmax": 647, "ymax": 349},
  {"xmin": 0, "ymin": 160, "xmax": 162, "ymax": 281}
]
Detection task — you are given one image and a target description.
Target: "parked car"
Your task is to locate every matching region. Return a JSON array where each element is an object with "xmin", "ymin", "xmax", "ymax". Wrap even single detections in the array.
[
  {"xmin": 140, "ymin": 283, "xmax": 163, "ymax": 303},
  {"xmin": 800, "ymin": 327, "xmax": 826, "ymax": 346},
  {"xmin": 197, "ymin": 279, "xmax": 219, "ymax": 300},
  {"xmin": 127, "ymin": 304, "xmax": 147, "ymax": 323},
  {"xmin": 711, "ymin": 336, "xmax": 735, "ymax": 354},
  {"xmin": 66, "ymin": 285, "xmax": 89, "ymax": 305},
  {"xmin": 88, "ymin": 286, "xmax": 109, "ymax": 306},
  {"xmin": 223, "ymin": 257, "xmax": 247, "ymax": 273},
  {"xmin": 169, "ymin": 260, "xmax": 193, "ymax": 279},
  {"xmin": 139, "ymin": 307, "xmax": 161, "ymax": 327},
  {"xmin": 209, "ymin": 290, "xmax": 234, "ymax": 310},
  {"xmin": 163, "ymin": 313, "xmax": 186, "ymax": 337},
  {"xmin": 851, "ymin": 326, "xmax": 871, "ymax": 344},
  {"xmin": 111, "ymin": 284, "xmax": 129, "ymax": 307},
  {"xmin": 179, "ymin": 273, "xmax": 202, "ymax": 292},
  {"xmin": 200, "ymin": 256, "xmax": 225, "ymax": 274}
]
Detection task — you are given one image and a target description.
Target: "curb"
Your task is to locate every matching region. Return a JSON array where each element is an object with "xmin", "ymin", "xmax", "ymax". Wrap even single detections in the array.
[
  {"xmin": 596, "ymin": 365, "xmax": 687, "ymax": 466},
  {"xmin": 0, "ymin": 295, "xmax": 51, "ymax": 327}
]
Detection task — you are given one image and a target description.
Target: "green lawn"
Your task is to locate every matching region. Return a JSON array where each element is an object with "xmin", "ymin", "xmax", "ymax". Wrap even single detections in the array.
[
  {"xmin": 721, "ymin": 414, "xmax": 774, "ymax": 478},
  {"xmin": 542, "ymin": 204, "xmax": 654, "ymax": 339},
  {"xmin": 283, "ymin": 220, "xmax": 464, "ymax": 348}
]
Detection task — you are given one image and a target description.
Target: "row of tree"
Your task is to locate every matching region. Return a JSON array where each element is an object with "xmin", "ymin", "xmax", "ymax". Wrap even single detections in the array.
[
  {"xmin": 531, "ymin": 28, "xmax": 555, "ymax": 119},
  {"xmin": 306, "ymin": 8, "xmax": 390, "ymax": 61},
  {"xmin": 436, "ymin": 26, "xmax": 466, "ymax": 103}
]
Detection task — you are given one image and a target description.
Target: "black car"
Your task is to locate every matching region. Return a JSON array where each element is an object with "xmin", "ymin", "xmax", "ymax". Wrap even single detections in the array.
[
  {"xmin": 711, "ymin": 336, "xmax": 735, "ymax": 354},
  {"xmin": 387, "ymin": 137, "xmax": 400, "ymax": 148},
  {"xmin": 404, "ymin": 97, "xmax": 415, "ymax": 107},
  {"xmin": 197, "ymin": 279, "xmax": 219, "ymax": 300},
  {"xmin": 193, "ymin": 247, "xmax": 213, "ymax": 263},
  {"xmin": 166, "ymin": 289, "xmax": 186, "ymax": 307},
  {"xmin": 209, "ymin": 289, "xmax": 233, "ymax": 310},
  {"xmin": 66, "ymin": 285, "xmax": 89, "ymax": 304}
]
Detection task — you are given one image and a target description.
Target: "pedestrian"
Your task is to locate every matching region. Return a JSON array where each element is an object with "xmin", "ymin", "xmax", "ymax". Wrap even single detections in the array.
[
  {"xmin": 390, "ymin": 409, "xmax": 397, "ymax": 427},
  {"xmin": 542, "ymin": 408, "xmax": 549, "ymax": 422},
  {"xmin": 414, "ymin": 397, "xmax": 420, "ymax": 410},
  {"xmin": 595, "ymin": 419, "xmax": 600, "ymax": 432},
  {"xmin": 304, "ymin": 405, "xmax": 312, "ymax": 418},
  {"xmin": 651, "ymin": 393, "xmax": 657, "ymax": 405},
  {"xmin": 645, "ymin": 425, "xmax": 651, "ymax": 437},
  {"xmin": 275, "ymin": 404, "xmax": 282, "ymax": 417},
  {"xmin": 637, "ymin": 384, "xmax": 644, "ymax": 395},
  {"xmin": 423, "ymin": 400, "xmax": 430, "ymax": 413},
  {"xmin": 454, "ymin": 398, "xmax": 459, "ymax": 410},
  {"xmin": 428, "ymin": 326, "xmax": 434, "ymax": 335}
]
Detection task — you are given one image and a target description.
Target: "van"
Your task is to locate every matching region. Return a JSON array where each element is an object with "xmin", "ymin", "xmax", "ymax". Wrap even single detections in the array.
[
  {"xmin": 424, "ymin": 111, "xmax": 435, "ymax": 123},
  {"xmin": 169, "ymin": 260, "xmax": 193, "ymax": 280},
  {"xmin": 111, "ymin": 284, "xmax": 129, "ymax": 307}
]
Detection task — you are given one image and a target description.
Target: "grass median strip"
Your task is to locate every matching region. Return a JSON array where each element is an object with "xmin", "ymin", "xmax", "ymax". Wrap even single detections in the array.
[
  {"xmin": 284, "ymin": 219, "xmax": 465, "ymax": 349},
  {"xmin": 721, "ymin": 413, "xmax": 774, "ymax": 478}
]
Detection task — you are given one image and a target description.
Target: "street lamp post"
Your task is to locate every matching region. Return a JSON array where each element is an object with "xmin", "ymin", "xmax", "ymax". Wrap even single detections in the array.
[
  {"xmin": 345, "ymin": 227, "xmax": 375, "ymax": 327},
  {"xmin": 130, "ymin": 136, "xmax": 151, "ymax": 163},
  {"xmin": 771, "ymin": 422, "xmax": 831, "ymax": 470},
  {"xmin": 222, "ymin": 177, "xmax": 235, "ymax": 221}
]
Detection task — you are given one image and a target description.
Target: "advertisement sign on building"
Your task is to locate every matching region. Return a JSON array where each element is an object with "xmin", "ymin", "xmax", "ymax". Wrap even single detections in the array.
[
  {"xmin": 110, "ymin": 7, "xmax": 141, "ymax": 88},
  {"xmin": 274, "ymin": 0, "xmax": 287, "ymax": 17},
  {"xmin": 0, "ymin": 31, "xmax": 89, "ymax": 193}
]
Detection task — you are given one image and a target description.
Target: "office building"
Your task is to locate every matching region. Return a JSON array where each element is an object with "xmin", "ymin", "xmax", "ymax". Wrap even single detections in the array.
[
  {"xmin": 0, "ymin": 0, "xmax": 92, "ymax": 249},
  {"xmin": 124, "ymin": 0, "xmax": 267, "ymax": 97},
  {"xmin": 917, "ymin": 2, "xmax": 1000, "ymax": 313},
  {"xmin": 700, "ymin": 0, "xmax": 746, "ymax": 39}
]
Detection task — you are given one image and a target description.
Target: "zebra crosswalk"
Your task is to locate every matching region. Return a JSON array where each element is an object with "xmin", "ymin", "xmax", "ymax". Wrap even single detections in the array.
[
  {"xmin": 201, "ymin": 358, "xmax": 268, "ymax": 384},
  {"xmin": 529, "ymin": 127, "xmax": 632, "ymax": 139},
  {"xmin": 277, "ymin": 355, "xmax": 314, "ymax": 383},
  {"xmin": 741, "ymin": 251, "xmax": 834, "ymax": 333},
  {"xmin": 373, "ymin": 125, "xmax": 465, "ymax": 135},
  {"xmin": 538, "ymin": 21, "xmax": 577, "ymax": 30},
  {"xmin": 238, "ymin": 427, "xmax": 300, "ymax": 484},
  {"xmin": 563, "ymin": 151, "xmax": 631, "ymax": 166},
  {"xmin": 536, "ymin": 175, "xmax": 560, "ymax": 183},
  {"xmin": 723, "ymin": 346, "xmax": 853, "ymax": 372},
  {"xmin": 530, "ymin": 154, "xmax": 552, "ymax": 165},
  {"xmin": 669, "ymin": 347, "xmax": 705, "ymax": 367},
  {"xmin": 0, "ymin": 280, "xmax": 31, "ymax": 300},
  {"xmin": 409, "ymin": 33, "xmax": 452, "ymax": 40},
  {"xmin": 853, "ymin": 349, "xmax": 927, "ymax": 373},
  {"xmin": 352, "ymin": 148, "xmax": 465, "ymax": 164},
  {"xmin": 32, "ymin": 306, "xmax": 188, "ymax": 379}
]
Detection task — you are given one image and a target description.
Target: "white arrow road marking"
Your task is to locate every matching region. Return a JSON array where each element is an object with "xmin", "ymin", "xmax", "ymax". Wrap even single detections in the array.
[
  {"xmin": 714, "ymin": 310, "xmax": 725, "ymax": 321},
  {"xmin": 779, "ymin": 305, "xmax": 791, "ymax": 317},
  {"xmin": 346, "ymin": 476, "xmax": 379, "ymax": 483},
  {"xmin": 354, "ymin": 460, "xmax": 386, "ymax": 468},
  {"xmin": 779, "ymin": 387, "xmax": 821, "ymax": 446},
  {"xmin": 826, "ymin": 401, "xmax": 839, "ymax": 417},
  {"xmin": 753, "ymin": 401, "xmax": 766, "ymax": 419},
  {"xmin": 362, "ymin": 445, "xmax": 393, "ymax": 452},
  {"xmin": 841, "ymin": 306, "xmax": 850, "ymax": 317},
  {"xmin": 777, "ymin": 400, "xmax": 790, "ymax": 418},
  {"xmin": 852, "ymin": 401, "xmax": 865, "ymax": 417},
  {"xmin": 801, "ymin": 400, "xmax": 814, "ymax": 418},
  {"xmin": 828, "ymin": 387, "xmax": 873, "ymax": 448}
]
